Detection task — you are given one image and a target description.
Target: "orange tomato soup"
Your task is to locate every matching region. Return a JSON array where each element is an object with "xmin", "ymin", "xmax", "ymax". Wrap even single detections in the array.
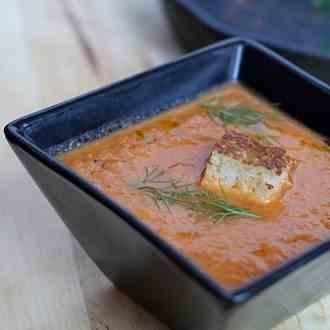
[{"xmin": 59, "ymin": 84, "xmax": 330, "ymax": 289}]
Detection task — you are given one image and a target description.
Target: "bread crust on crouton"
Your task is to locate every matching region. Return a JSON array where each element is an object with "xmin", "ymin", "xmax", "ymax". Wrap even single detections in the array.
[{"xmin": 201, "ymin": 131, "xmax": 297, "ymax": 215}]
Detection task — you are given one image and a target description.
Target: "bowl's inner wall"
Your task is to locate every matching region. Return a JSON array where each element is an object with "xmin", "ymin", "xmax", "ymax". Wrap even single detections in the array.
[
  {"xmin": 240, "ymin": 46, "xmax": 330, "ymax": 139},
  {"xmin": 14, "ymin": 42, "xmax": 330, "ymax": 155},
  {"xmin": 19, "ymin": 46, "xmax": 235, "ymax": 153}
]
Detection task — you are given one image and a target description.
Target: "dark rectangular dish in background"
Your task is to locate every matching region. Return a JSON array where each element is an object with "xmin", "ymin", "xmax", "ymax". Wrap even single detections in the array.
[
  {"xmin": 5, "ymin": 39, "xmax": 330, "ymax": 330},
  {"xmin": 163, "ymin": 0, "xmax": 330, "ymax": 84}
]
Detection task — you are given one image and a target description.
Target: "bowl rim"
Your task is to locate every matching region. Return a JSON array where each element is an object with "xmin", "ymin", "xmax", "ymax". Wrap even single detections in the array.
[
  {"xmin": 4, "ymin": 38, "xmax": 330, "ymax": 305},
  {"xmin": 172, "ymin": 0, "xmax": 330, "ymax": 61}
]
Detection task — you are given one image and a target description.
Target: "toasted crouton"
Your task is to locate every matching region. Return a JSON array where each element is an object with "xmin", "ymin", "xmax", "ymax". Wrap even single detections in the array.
[{"xmin": 201, "ymin": 131, "xmax": 297, "ymax": 214}]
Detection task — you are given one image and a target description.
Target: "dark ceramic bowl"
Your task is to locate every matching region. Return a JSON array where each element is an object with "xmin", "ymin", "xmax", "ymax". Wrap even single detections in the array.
[
  {"xmin": 164, "ymin": 0, "xmax": 330, "ymax": 84},
  {"xmin": 5, "ymin": 39, "xmax": 330, "ymax": 330}
]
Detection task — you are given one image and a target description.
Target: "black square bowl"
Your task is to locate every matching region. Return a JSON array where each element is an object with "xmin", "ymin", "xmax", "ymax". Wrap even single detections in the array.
[{"xmin": 5, "ymin": 38, "xmax": 330, "ymax": 330}]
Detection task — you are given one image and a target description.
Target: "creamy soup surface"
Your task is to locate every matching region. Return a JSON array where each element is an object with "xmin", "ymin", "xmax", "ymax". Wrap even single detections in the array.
[{"xmin": 60, "ymin": 84, "xmax": 330, "ymax": 289}]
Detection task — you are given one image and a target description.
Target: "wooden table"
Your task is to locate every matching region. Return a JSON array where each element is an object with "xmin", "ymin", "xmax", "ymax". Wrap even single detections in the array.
[{"xmin": 1, "ymin": 1, "xmax": 330, "ymax": 329}]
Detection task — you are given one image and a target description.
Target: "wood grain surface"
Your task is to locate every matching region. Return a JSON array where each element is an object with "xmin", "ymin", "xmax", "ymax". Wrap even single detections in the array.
[{"xmin": 1, "ymin": 1, "xmax": 330, "ymax": 329}]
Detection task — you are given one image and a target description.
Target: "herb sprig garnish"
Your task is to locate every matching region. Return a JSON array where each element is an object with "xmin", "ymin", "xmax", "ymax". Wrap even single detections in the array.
[
  {"xmin": 133, "ymin": 167, "xmax": 259, "ymax": 222},
  {"xmin": 201, "ymin": 98, "xmax": 265, "ymax": 126},
  {"xmin": 312, "ymin": 0, "xmax": 330, "ymax": 9}
]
